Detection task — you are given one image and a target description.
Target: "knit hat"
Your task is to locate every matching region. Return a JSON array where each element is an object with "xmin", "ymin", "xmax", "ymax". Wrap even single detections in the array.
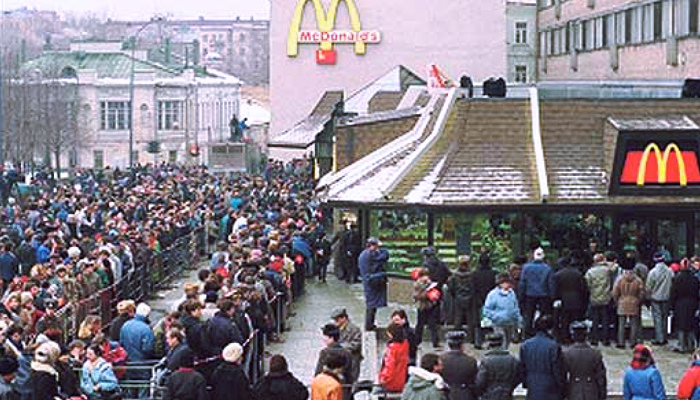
[
  {"xmin": 135, "ymin": 303, "xmax": 151, "ymax": 318},
  {"xmin": 222, "ymin": 343, "xmax": 243, "ymax": 363},
  {"xmin": 533, "ymin": 247, "xmax": 545, "ymax": 260}
]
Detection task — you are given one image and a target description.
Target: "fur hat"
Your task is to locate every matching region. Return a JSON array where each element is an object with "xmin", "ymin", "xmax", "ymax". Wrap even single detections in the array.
[
  {"xmin": 35, "ymin": 341, "xmax": 61, "ymax": 364},
  {"xmin": 222, "ymin": 343, "xmax": 243, "ymax": 363}
]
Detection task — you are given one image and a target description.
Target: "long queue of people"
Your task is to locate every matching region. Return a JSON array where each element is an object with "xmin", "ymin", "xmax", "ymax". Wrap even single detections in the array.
[
  {"xmin": 340, "ymin": 241, "xmax": 700, "ymax": 400},
  {"xmin": 0, "ymin": 158, "xmax": 328, "ymax": 400}
]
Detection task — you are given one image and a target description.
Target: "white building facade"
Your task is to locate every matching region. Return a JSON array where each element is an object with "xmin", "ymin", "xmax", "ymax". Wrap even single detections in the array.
[{"xmin": 19, "ymin": 43, "xmax": 241, "ymax": 169}]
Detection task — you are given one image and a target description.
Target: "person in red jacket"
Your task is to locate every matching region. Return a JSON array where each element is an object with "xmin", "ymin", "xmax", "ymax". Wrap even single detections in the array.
[
  {"xmin": 379, "ymin": 322, "xmax": 410, "ymax": 393},
  {"xmin": 677, "ymin": 349, "xmax": 700, "ymax": 400}
]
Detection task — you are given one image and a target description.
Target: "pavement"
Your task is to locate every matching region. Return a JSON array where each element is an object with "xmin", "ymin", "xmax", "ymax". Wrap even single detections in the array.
[{"xmin": 146, "ymin": 265, "xmax": 691, "ymax": 395}]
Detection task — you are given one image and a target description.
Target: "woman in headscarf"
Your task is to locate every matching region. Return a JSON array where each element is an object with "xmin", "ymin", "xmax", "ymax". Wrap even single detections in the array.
[
  {"xmin": 622, "ymin": 344, "xmax": 667, "ymax": 400},
  {"xmin": 28, "ymin": 341, "xmax": 61, "ymax": 400}
]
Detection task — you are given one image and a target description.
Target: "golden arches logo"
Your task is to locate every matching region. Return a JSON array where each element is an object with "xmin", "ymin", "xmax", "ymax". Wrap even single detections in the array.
[
  {"xmin": 636, "ymin": 142, "xmax": 687, "ymax": 186},
  {"xmin": 287, "ymin": 0, "xmax": 379, "ymax": 58}
]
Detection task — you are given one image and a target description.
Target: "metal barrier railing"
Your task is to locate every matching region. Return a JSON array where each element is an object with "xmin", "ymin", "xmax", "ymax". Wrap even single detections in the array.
[{"xmin": 55, "ymin": 227, "xmax": 204, "ymax": 342}]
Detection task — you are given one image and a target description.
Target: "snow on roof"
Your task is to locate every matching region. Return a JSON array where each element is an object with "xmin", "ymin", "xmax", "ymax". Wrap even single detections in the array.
[{"xmin": 240, "ymin": 100, "xmax": 270, "ymax": 125}]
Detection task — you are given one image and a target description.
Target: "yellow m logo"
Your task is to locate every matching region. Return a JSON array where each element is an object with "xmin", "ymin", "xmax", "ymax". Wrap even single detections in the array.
[
  {"xmin": 287, "ymin": 0, "xmax": 365, "ymax": 57},
  {"xmin": 637, "ymin": 142, "xmax": 688, "ymax": 186}
]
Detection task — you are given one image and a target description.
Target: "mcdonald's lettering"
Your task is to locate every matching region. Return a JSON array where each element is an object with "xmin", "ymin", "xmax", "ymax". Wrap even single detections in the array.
[
  {"xmin": 620, "ymin": 142, "xmax": 700, "ymax": 186},
  {"xmin": 287, "ymin": 0, "xmax": 381, "ymax": 64}
]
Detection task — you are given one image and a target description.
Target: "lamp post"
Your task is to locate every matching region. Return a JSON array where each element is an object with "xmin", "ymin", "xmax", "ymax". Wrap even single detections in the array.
[{"xmin": 128, "ymin": 16, "xmax": 163, "ymax": 169}]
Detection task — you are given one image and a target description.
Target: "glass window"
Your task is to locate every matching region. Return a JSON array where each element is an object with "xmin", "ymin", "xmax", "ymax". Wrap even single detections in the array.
[
  {"xmin": 158, "ymin": 100, "xmax": 184, "ymax": 130},
  {"xmin": 515, "ymin": 65, "xmax": 528, "ymax": 83},
  {"xmin": 690, "ymin": 0, "xmax": 699, "ymax": 33},
  {"xmin": 654, "ymin": 2, "xmax": 663, "ymax": 40},
  {"xmin": 169, "ymin": 150, "xmax": 177, "ymax": 163},
  {"xmin": 93, "ymin": 150, "xmax": 104, "ymax": 169},
  {"xmin": 625, "ymin": 9, "xmax": 633, "ymax": 43},
  {"xmin": 516, "ymin": 22, "xmax": 528, "ymax": 43},
  {"xmin": 99, "ymin": 101, "xmax": 131, "ymax": 131}
]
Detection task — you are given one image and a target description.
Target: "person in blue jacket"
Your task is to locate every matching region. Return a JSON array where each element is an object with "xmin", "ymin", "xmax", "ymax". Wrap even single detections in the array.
[
  {"xmin": 519, "ymin": 314, "xmax": 566, "ymax": 400},
  {"xmin": 80, "ymin": 344, "xmax": 119, "ymax": 400},
  {"xmin": 519, "ymin": 247, "xmax": 555, "ymax": 338},
  {"xmin": 483, "ymin": 273, "xmax": 522, "ymax": 348},
  {"xmin": 623, "ymin": 344, "xmax": 666, "ymax": 400}
]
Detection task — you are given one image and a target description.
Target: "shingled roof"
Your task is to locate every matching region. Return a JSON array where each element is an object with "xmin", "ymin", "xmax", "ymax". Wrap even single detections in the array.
[{"xmin": 320, "ymin": 91, "xmax": 700, "ymax": 208}]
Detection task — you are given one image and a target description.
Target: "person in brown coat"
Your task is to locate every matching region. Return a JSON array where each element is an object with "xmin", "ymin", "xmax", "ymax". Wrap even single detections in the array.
[
  {"xmin": 562, "ymin": 321, "xmax": 606, "ymax": 400},
  {"xmin": 612, "ymin": 259, "xmax": 645, "ymax": 349}
]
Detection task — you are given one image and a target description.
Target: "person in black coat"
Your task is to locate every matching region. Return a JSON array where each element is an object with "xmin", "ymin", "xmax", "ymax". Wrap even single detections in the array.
[
  {"xmin": 165, "ymin": 328, "xmax": 194, "ymax": 372},
  {"xmin": 670, "ymin": 258, "xmax": 700, "ymax": 353},
  {"xmin": 440, "ymin": 331, "xmax": 478, "ymax": 400},
  {"xmin": 552, "ymin": 255, "xmax": 589, "ymax": 343},
  {"xmin": 253, "ymin": 355, "xmax": 308, "ymax": 400},
  {"xmin": 164, "ymin": 351, "xmax": 208, "ymax": 400},
  {"xmin": 471, "ymin": 252, "xmax": 496, "ymax": 348},
  {"xmin": 28, "ymin": 342, "xmax": 61, "ymax": 400},
  {"xmin": 210, "ymin": 343, "xmax": 252, "ymax": 400},
  {"xmin": 206, "ymin": 299, "xmax": 244, "ymax": 355},
  {"xmin": 475, "ymin": 333, "xmax": 522, "ymax": 400}
]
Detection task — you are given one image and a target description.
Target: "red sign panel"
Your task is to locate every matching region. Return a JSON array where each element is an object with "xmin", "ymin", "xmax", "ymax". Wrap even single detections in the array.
[
  {"xmin": 620, "ymin": 142, "xmax": 700, "ymax": 186},
  {"xmin": 316, "ymin": 49, "xmax": 337, "ymax": 65}
]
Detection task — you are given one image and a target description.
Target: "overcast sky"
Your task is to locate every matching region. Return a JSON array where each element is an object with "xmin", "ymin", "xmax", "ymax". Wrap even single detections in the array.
[{"xmin": 1, "ymin": 0, "xmax": 270, "ymax": 20}]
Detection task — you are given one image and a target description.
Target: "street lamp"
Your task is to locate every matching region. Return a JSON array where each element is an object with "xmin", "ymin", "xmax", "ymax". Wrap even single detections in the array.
[{"xmin": 128, "ymin": 16, "xmax": 163, "ymax": 169}]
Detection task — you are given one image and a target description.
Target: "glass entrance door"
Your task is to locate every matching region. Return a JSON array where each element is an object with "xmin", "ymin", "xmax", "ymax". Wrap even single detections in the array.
[{"xmin": 615, "ymin": 212, "xmax": 694, "ymax": 264}]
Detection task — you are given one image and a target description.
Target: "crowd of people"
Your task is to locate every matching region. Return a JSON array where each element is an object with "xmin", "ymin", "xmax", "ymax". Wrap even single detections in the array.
[
  {"xmin": 323, "ymin": 238, "xmax": 700, "ymax": 400},
  {"xmin": 0, "ymin": 158, "xmax": 339, "ymax": 400}
]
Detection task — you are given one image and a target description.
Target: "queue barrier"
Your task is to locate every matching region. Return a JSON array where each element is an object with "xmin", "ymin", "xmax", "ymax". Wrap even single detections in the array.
[{"xmin": 55, "ymin": 227, "xmax": 204, "ymax": 343}]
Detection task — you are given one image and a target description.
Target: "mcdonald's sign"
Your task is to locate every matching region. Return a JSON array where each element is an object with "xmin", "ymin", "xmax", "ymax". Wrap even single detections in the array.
[
  {"xmin": 287, "ymin": 0, "xmax": 381, "ymax": 65},
  {"xmin": 619, "ymin": 142, "xmax": 700, "ymax": 187}
]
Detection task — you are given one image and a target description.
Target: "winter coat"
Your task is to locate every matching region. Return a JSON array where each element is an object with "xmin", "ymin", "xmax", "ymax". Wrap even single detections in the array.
[
  {"xmin": 622, "ymin": 365, "xmax": 666, "ymax": 400},
  {"xmin": 119, "ymin": 315, "xmax": 155, "ymax": 361},
  {"xmin": 314, "ymin": 343, "xmax": 351, "ymax": 384},
  {"xmin": 163, "ymin": 368, "xmax": 208, "ymax": 400},
  {"xmin": 424, "ymin": 257, "xmax": 452, "ymax": 288},
  {"xmin": 677, "ymin": 361, "xmax": 700, "ymax": 400},
  {"xmin": 310, "ymin": 370, "xmax": 343, "ymax": 400},
  {"xmin": 210, "ymin": 361, "xmax": 252, "ymax": 400},
  {"xmin": 338, "ymin": 320, "xmax": 363, "ymax": 383},
  {"xmin": 358, "ymin": 247, "xmax": 389, "ymax": 309},
  {"xmin": 562, "ymin": 343, "xmax": 606, "ymax": 400},
  {"xmin": 472, "ymin": 266, "xmax": 496, "ymax": 305},
  {"xmin": 483, "ymin": 287, "xmax": 521, "ymax": 327},
  {"xmin": 585, "ymin": 263, "xmax": 613, "ymax": 306},
  {"xmin": 0, "ymin": 378, "xmax": 18, "ymax": 400},
  {"xmin": 166, "ymin": 342, "xmax": 194, "ymax": 372},
  {"xmin": 448, "ymin": 270, "xmax": 474, "ymax": 309},
  {"xmin": 553, "ymin": 266, "xmax": 588, "ymax": 312},
  {"xmin": 401, "ymin": 366, "xmax": 446, "ymax": 400},
  {"xmin": 80, "ymin": 358, "xmax": 119, "ymax": 399},
  {"xmin": 440, "ymin": 350, "xmax": 477, "ymax": 400},
  {"xmin": 613, "ymin": 272, "xmax": 645, "ymax": 316},
  {"xmin": 519, "ymin": 331, "xmax": 566, "ymax": 400},
  {"xmin": 474, "ymin": 349, "xmax": 521, "ymax": 400},
  {"xmin": 646, "ymin": 263, "xmax": 673, "ymax": 302},
  {"xmin": 379, "ymin": 340, "xmax": 410, "ymax": 392},
  {"xmin": 518, "ymin": 260, "xmax": 554, "ymax": 300},
  {"xmin": 253, "ymin": 371, "xmax": 309, "ymax": 400},
  {"xmin": 28, "ymin": 363, "xmax": 59, "ymax": 400},
  {"xmin": 206, "ymin": 311, "xmax": 244, "ymax": 355},
  {"xmin": 670, "ymin": 269, "xmax": 700, "ymax": 332}
]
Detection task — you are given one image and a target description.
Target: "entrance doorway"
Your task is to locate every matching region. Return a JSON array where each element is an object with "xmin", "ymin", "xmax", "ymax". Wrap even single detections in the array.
[{"xmin": 613, "ymin": 212, "xmax": 695, "ymax": 264}]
